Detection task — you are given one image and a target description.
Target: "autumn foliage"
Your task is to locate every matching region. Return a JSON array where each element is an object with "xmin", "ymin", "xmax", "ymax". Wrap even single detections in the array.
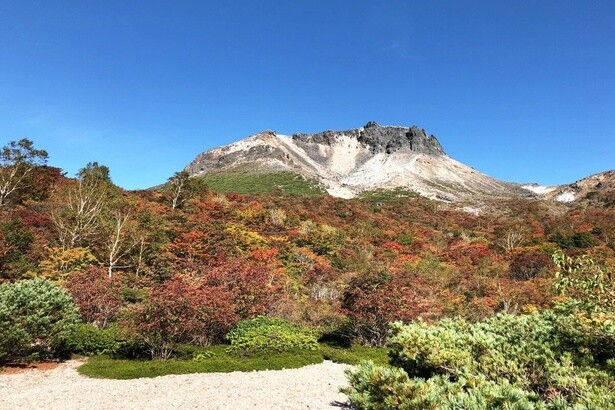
[
  {"xmin": 123, "ymin": 275, "xmax": 237, "ymax": 359},
  {"xmin": 509, "ymin": 252, "xmax": 554, "ymax": 280},
  {"xmin": 342, "ymin": 270, "xmax": 440, "ymax": 345},
  {"xmin": 1, "ymin": 141, "xmax": 614, "ymax": 359},
  {"xmin": 65, "ymin": 266, "xmax": 124, "ymax": 328}
]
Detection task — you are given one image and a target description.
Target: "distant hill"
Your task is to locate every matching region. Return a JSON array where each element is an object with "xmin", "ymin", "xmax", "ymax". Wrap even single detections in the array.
[
  {"xmin": 532, "ymin": 170, "xmax": 615, "ymax": 208},
  {"xmin": 184, "ymin": 122, "xmax": 526, "ymax": 201},
  {"xmin": 183, "ymin": 122, "xmax": 613, "ymax": 206}
]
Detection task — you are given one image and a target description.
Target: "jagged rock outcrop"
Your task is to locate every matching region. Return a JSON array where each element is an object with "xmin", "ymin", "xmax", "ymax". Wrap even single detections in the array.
[
  {"xmin": 292, "ymin": 122, "xmax": 445, "ymax": 156},
  {"xmin": 184, "ymin": 122, "xmax": 522, "ymax": 200}
]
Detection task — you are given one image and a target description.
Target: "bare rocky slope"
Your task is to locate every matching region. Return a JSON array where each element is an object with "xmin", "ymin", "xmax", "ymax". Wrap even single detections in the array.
[
  {"xmin": 538, "ymin": 170, "xmax": 615, "ymax": 207},
  {"xmin": 184, "ymin": 122, "xmax": 613, "ymax": 204},
  {"xmin": 185, "ymin": 122, "xmax": 526, "ymax": 201}
]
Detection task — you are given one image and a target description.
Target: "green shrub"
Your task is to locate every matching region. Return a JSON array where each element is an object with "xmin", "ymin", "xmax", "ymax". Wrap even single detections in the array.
[
  {"xmin": 553, "ymin": 250, "xmax": 614, "ymax": 309},
  {"xmin": 551, "ymin": 232, "xmax": 596, "ymax": 249},
  {"xmin": 198, "ymin": 171, "xmax": 325, "ymax": 196},
  {"xmin": 65, "ymin": 324, "xmax": 125, "ymax": 356},
  {"xmin": 320, "ymin": 343, "xmax": 389, "ymax": 366},
  {"xmin": 192, "ymin": 351, "xmax": 215, "ymax": 361},
  {"xmin": 65, "ymin": 323, "xmax": 149, "ymax": 359},
  {"xmin": 344, "ymin": 362, "xmax": 549, "ymax": 410},
  {"xmin": 570, "ymin": 232, "xmax": 596, "ymax": 248},
  {"xmin": 345, "ymin": 309, "xmax": 615, "ymax": 408},
  {"xmin": 0, "ymin": 278, "xmax": 80, "ymax": 363},
  {"xmin": 226, "ymin": 316, "xmax": 319, "ymax": 353}
]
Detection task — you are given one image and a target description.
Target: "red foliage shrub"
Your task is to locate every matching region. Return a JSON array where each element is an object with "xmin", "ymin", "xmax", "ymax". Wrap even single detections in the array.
[
  {"xmin": 14, "ymin": 208, "xmax": 50, "ymax": 230},
  {"xmin": 499, "ymin": 277, "xmax": 553, "ymax": 310},
  {"xmin": 28, "ymin": 166, "xmax": 64, "ymax": 201},
  {"xmin": 124, "ymin": 275, "xmax": 238, "ymax": 359},
  {"xmin": 165, "ymin": 230, "xmax": 213, "ymax": 264},
  {"xmin": 163, "ymin": 229, "xmax": 229, "ymax": 270},
  {"xmin": 204, "ymin": 259, "xmax": 283, "ymax": 319},
  {"xmin": 442, "ymin": 240, "xmax": 491, "ymax": 267},
  {"xmin": 303, "ymin": 262, "xmax": 337, "ymax": 285},
  {"xmin": 225, "ymin": 192, "xmax": 244, "ymax": 203},
  {"xmin": 382, "ymin": 241, "xmax": 404, "ymax": 253},
  {"xmin": 303, "ymin": 262, "xmax": 341, "ymax": 302},
  {"xmin": 65, "ymin": 266, "xmax": 124, "ymax": 328},
  {"xmin": 250, "ymin": 248, "xmax": 278, "ymax": 262},
  {"xmin": 509, "ymin": 253, "xmax": 554, "ymax": 280},
  {"xmin": 342, "ymin": 271, "xmax": 436, "ymax": 346}
]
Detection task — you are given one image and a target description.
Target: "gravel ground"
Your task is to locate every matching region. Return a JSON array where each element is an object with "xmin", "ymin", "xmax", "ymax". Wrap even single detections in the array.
[{"xmin": 0, "ymin": 360, "xmax": 352, "ymax": 409}]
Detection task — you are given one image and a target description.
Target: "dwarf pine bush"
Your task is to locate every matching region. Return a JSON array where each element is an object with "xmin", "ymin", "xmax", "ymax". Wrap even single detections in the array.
[
  {"xmin": 0, "ymin": 278, "xmax": 80, "ymax": 363},
  {"xmin": 345, "ymin": 309, "xmax": 615, "ymax": 409}
]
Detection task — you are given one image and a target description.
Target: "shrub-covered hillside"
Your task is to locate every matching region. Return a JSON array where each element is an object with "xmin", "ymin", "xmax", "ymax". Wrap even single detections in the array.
[
  {"xmin": 1, "ymin": 139, "xmax": 614, "ymax": 364},
  {"xmin": 344, "ymin": 252, "xmax": 615, "ymax": 409}
]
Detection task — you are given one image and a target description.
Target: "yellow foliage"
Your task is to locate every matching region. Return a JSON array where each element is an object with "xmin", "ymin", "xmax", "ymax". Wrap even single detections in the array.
[
  {"xmin": 38, "ymin": 247, "xmax": 97, "ymax": 281},
  {"xmin": 234, "ymin": 205, "xmax": 265, "ymax": 221},
  {"xmin": 268, "ymin": 235, "xmax": 289, "ymax": 245},
  {"xmin": 298, "ymin": 219, "xmax": 317, "ymax": 234},
  {"xmin": 224, "ymin": 223, "xmax": 268, "ymax": 251}
]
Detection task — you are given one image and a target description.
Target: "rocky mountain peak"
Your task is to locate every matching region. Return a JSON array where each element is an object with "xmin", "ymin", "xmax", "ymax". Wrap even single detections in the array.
[
  {"xmin": 292, "ymin": 122, "xmax": 445, "ymax": 156},
  {"xmin": 184, "ymin": 121, "xmax": 518, "ymax": 201},
  {"xmin": 360, "ymin": 123, "xmax": 445, "ymax": 156}
]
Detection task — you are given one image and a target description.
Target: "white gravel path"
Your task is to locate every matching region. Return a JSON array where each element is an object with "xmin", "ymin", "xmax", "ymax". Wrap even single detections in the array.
[{"xmin": 0, "ymin": 360, "xmax": 352, "ymax": 409}]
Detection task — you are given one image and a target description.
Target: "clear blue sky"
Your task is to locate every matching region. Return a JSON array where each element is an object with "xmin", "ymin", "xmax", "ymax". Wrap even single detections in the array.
[{"xmin": 1, "ymin": 1, "xmax": 613, "ymax": 189}]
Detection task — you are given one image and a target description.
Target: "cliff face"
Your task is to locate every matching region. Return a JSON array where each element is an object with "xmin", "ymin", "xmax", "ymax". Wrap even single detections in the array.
[
  {"xmin": 292, "ymin": 122, "xmax": 445, "ymax": 156},
  {"xmin": 184, "ymin": 122, "xmax": 522, "ymax": 201}
]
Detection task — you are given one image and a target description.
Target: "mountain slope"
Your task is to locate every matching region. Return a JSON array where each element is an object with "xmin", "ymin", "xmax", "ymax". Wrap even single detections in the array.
[
  {"xmin": 185, "ymin": 122, "xmax": 523, "ymax": 201},
  {"xmin": 528, "ymin": 170, "xmax": 615, "ymax": 207}
]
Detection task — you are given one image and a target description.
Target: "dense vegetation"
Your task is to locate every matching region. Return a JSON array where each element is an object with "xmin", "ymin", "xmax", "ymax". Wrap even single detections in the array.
[
  {"xmin": 76, "ymin": 343, "xmax": 390, "ymax": 379},
  {"xmin": 344, "ymin": 253, "xmax": 615, "ymax": 409},
  {"xmin": 0, "ymin": 139, "xmax": 613, "ymax": 402}
]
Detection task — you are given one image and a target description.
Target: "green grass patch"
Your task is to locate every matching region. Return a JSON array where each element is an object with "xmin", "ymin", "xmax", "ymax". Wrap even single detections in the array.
[
  {"xmin": 198, "ymin": 172, "xmax": 325, "ymax": 196},
  {"xmin": 320, "ymin": 343, "xmax": 390, "ymax": 366},
  {"xmin": 358, "ymin": 188, "xmax": 419, "ymax": 202},
  {"xmin": 77, "ymin": 345, "xmax": 323, "ymax": 379},
  {"xmin": 76, "ymin": 343, "xmax": 390, "ymax": 379}
]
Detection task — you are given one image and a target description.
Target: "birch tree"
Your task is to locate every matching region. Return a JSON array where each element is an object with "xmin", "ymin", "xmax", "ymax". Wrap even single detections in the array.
[
  {"xmin": 169, "ymin": 171, "xmax": 189, "ymax": 209},
  {"xmin": 167, "ymin": 170, "xmax": 207, "ymax": 209},
  {"xmin": 105, "ymin": 211, "xmax": 138, "ymax": 277},
  {"xmin": 50, "ymin": 173, "xmax": 108, "ymax": 249},
  {"xmin": 494, "ymin": 223, "xmax": 527, "ymax": 253},
  {"xmin": 0, "ymin": 139, "xmax": 48, "ymax": 206}
]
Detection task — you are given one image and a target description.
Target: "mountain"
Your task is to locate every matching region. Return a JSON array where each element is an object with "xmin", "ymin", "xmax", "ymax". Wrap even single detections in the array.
[
  {"xmin": 522, "ymin": 170, "xmax": 615, "ymax": 207},
  {"xmin": 184, "ymin": 122, "xmax": 525, "ymax": 201}
]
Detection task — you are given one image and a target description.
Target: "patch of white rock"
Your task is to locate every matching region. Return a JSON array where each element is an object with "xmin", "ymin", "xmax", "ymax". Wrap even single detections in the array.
[
  {"xmin": 521, "ymin": 184, "xmax": 557, "ymax": 195},
  {"xmin": 555, "ymin": 192, "xmax": 576, "ymax": 203}
]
